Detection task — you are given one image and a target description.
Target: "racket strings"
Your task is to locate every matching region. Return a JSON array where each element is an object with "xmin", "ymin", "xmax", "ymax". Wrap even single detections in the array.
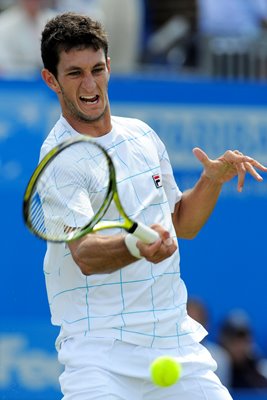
[{"xmin": 27, "ymin": 141, "xmax": 111, "ymax": 241}]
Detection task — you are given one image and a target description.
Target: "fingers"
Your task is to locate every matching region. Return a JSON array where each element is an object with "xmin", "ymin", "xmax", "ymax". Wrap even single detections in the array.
[
  {"xmin": 223, "ymin": 150, "xmax": 265, "ymax": 169},
  {"xmin": 192, "ymin": 147, "xmax": 266, "ymax": 191},
  {"xmin": 191, "ymin": 147, "xmax": 266, "ymax": 193},
  {"xmin": 244, "ymin": 162, "xmax": 264, "ymax": 180},
  {"xmin": 236, "ymin": 162, "xmax": 246, "ymax": 192},
  {"xmin": 243, "ymin": 158, "xmax": 267, "ymax": 173},
  {"xmin": 231, "ymin": 150, "xmax": 246, "ymax": 192},
  {"xmin": 192, "ymin": 147, "xmax": 209, "ymax": 165},
  {"xmin": 136, "ymin": 224, "xmax": 177, "ymax": 263},
  {"xmin": 227, "ymin": 150, "xmax": 266, "ymax": 191}
]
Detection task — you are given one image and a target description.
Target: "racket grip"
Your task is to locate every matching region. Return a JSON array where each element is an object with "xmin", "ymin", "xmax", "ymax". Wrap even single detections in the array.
[
  {"xmin": 125, "ymin": 223, "xmax": 159, "ymax": 258},
  {"xmin": 132, "ymin": 222, "xmax": 160, "ymax": 244}
]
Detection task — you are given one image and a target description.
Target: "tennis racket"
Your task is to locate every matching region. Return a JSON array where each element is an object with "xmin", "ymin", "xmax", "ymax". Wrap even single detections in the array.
[{"xmin": 23, "ymin": 135, "xmax": 159, "ymax": 244}]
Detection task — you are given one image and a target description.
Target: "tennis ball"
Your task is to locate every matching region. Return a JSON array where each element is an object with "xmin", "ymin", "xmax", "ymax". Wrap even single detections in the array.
[{"xmin": 150, "ymin": 355, "xmax": 182, "ymax": 387}]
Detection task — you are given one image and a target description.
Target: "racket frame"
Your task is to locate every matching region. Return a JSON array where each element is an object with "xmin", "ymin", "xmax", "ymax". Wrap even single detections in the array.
[{"xmin": 23, "ymin": 136, "xmax": 139, "ymax": 242}]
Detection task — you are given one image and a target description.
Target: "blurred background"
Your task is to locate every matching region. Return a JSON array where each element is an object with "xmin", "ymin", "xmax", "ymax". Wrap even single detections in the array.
[{"xmin": 0, "ymin": 1, "xmax": 267, "ymax": 399}]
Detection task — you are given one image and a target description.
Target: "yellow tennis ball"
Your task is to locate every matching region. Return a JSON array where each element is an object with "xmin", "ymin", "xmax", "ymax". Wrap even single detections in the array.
[{"xmin": 150, "ymin": 356, "xmax": 182, "ymax": 387}]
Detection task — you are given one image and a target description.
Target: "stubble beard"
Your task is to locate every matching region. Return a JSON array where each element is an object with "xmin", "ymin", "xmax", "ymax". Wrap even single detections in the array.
[{"xmin": 61, "ymin": 88, "xmax": 107, "ymax": 124}]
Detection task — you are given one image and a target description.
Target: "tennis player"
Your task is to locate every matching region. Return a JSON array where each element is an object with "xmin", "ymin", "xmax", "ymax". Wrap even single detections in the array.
[{"xmin": 39, "ymin": 12, "xmax": 267, "ymax": 400}]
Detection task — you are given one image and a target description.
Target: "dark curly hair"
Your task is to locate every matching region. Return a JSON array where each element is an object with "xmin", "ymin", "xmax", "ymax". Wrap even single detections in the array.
[{"xmin": 41, "ymin": 12, "xmax": 109, "ymax": 77}]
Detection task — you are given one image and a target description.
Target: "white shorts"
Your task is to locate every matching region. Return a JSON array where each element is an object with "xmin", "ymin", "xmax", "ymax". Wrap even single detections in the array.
[{"xmin": 58, "ymin": 336, "xmax": 233, "ymax": 400}]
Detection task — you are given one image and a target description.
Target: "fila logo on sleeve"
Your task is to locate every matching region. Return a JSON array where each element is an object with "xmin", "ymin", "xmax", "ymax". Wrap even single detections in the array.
[{"xmin": 152, "ymin": 174, "xmax": 162, "ymax": 188}]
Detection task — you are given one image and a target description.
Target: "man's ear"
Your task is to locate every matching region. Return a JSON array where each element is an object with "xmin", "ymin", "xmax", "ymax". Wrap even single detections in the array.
[
  {"xmin": 41, "ymin": 69, "xmax": 61, "ymax": 94},
  {"xmin": 107, "ymin": 57, "xmax": 111, "ymax": 78}
]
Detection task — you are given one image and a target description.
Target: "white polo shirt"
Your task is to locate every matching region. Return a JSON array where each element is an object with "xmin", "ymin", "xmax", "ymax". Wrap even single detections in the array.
[{"xmin": 40, "ymin": 115, "xmax": 207, "ymax": 350}]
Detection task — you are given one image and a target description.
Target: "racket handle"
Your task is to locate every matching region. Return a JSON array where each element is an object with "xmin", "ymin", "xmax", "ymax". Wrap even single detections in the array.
[
  {"xmin": 125, "ymin": 223, "xmax": 159, "ymax": 258},
  {"xmin": 132, "ymin": 222, "xmax": 160, "ymax": 244}
]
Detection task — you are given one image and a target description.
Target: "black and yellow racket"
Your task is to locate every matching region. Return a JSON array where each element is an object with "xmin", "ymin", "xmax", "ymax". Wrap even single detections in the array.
[{"xmin": 23, "ymin": 135, "xmax": 159, "ymax": 244}]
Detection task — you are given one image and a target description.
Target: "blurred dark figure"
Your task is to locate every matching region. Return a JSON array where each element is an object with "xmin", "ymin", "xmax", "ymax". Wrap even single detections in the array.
[
  {"xmin": 187, "ymin": 297, "xmax": 231, "ymax": 388},
  {"xmin": 143, "ymin": 0, "xmax": 198, "ymax": 70},
  {"xmin": 219, "ymin": 309, "xmax": 267, "ymax": 389},
  {"xmin": 0, "ymin": 0, "xmax": 13, "ymax": 12}
]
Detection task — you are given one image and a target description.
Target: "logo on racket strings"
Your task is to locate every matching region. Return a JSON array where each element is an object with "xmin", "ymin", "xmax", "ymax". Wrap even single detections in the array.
[{"xmin": 152, "ymin": 174, "xmax": 162, "ymax": 188}]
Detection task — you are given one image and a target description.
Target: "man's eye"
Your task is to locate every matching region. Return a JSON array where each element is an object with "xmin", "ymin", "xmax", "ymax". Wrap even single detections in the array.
[
  {"xmin": 68, "ymin": 71, "xmax": 80, "ymax": 76},
  {"xmin": 93, "ymin": 67, "xmax": 104, "ymax": 74}
]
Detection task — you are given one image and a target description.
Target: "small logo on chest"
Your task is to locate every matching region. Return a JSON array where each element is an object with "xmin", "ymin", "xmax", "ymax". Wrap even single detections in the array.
[{"xmin": 152, "ymin": 174, "xmax": 162, "ymax": 188}]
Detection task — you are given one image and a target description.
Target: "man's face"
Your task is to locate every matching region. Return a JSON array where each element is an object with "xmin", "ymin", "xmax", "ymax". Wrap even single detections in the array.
[{"xmin": 55, "ymin": 47, "xmax": 111, "ymax": 127}]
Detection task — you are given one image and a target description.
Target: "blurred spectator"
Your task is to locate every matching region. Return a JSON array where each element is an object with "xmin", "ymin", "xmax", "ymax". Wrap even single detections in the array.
[
  {"xmin": 197, "ymin": 0, "xmax": 267, "ymax": 79},
  {"xmin": 219, "ymin": 309, "xmax": 267, "ymax": 389},
  {"xmin": 197, "ymin": 0, "xmax": 267, "ymax": 38},
  {"xmin": 54, "ymin": 0, "xmax": 144, "ymax": 73},
  {"xmin": 0, "ymin": 0, "xmax": 55, "ymax": 77},
  {"xmin": 187, "ymin": 297, "xmax": 231, "ymax": 388}
]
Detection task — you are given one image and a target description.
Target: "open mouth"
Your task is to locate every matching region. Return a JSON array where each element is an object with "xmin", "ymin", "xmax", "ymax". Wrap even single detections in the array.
[{"xmin": 80, "ymin": 95, "xmax": 99, "ymax": 104}]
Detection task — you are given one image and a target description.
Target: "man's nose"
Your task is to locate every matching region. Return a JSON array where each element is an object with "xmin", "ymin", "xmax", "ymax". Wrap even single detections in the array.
[{"xmin": 81, "ymin": 74, "xmax": 96, "ymax": 91}]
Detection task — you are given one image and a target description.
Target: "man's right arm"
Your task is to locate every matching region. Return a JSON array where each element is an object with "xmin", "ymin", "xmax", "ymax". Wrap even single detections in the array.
[{"xmin": 68, "ymin": 224, "xmax": 177, "ymax": 275}]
